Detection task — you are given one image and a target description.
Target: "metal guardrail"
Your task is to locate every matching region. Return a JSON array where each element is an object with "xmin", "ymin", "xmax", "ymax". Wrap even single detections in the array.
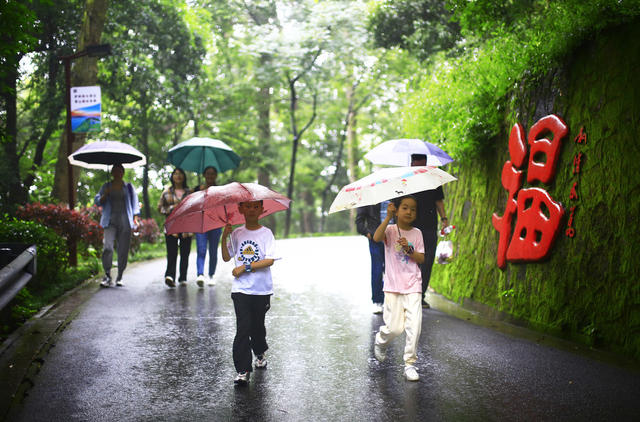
[{"xmin": 0, "ymin": 244, "xmax": 37, "ymax": 311}]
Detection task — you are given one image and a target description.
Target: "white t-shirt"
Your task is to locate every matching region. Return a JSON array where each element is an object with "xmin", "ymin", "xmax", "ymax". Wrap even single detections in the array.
[
  {"xmin": 383, "ymin": 224, "xmax": 424, "ymax": 294},
  {"xmin": 227, "ymin": 225, "xmax": 277, "ymax": 295}
]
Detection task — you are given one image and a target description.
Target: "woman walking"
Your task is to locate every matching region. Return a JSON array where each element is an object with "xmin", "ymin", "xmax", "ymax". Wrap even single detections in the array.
[
  {"xmin": 95, "ymin": 163, "xmax": 141, "ymax": 287},
  {"xmin": 195, "ymin": 166, "xmax": 222, "ymax": 287},
  {"xmin": 158, "ymin": 168, "xmax": 193, "ymax": 287}
]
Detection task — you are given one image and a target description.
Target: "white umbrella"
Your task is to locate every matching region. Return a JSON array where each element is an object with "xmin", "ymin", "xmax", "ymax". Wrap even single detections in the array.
[
  {"xmin": 329, "ymin": 166, "xmax": 457, "ymax": 214},
  {"xmin": 364, "ymin": 138, "xmax": 454, "ymax": 167},
  {"xmin": 68, "ymin": 140, "xmax": 146, "ymax": 170}
]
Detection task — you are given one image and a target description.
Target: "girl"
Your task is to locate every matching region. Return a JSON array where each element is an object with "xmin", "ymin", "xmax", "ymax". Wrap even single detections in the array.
[{"xmin": 372, "ymin": 195, "xmax": 425, "ymax": 381}]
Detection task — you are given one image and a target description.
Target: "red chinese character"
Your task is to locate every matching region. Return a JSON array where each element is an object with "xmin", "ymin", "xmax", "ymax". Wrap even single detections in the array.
[
  {"xmin": 527, "ymin": 115, "xmax": 569, "ymax": 184},
  {"xmin": 572, "ymin": 152, "xmax": 583, "ymax": 175},
  {"xmin": 569, "ymin": 181, "xmax": 579, "ymax": 200},
  {"xmin": 509, "ymin": 123, "xmax": 527, "ymax": 169},
  {"xmin": 492, "ymin": 161, "xmax": 525, "ymax": 268},
  {"xmin": 506, "ymin": 188, "xmax": 565, "ymax": 262},
  {"xmin": 566, "ymin": 206, "xmax": 577, "ymax": 238},
  {"xmin": 574, "ymin": 126, "xmax": 587, "ymax": 144}
]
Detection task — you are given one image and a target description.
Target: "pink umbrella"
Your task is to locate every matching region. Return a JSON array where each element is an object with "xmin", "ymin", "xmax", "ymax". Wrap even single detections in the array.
[{"xmin": 164, "ymin": 182, "xmax": 291, "ymax": 235}]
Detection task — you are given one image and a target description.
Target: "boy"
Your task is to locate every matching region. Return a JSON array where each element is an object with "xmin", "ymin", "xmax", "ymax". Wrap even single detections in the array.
[
  {"xmin": 372, "ymin": 195, "xmax": 425, "ymax": 381},
  {"xmin": 221, "ymin": 200, "xmax": 277, "ymax": 385}
]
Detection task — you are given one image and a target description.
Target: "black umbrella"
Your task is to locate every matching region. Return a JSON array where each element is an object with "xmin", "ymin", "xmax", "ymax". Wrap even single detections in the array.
[{"xmin": 68, "ymin": 140, "xmax": 146, "ymax": 170}]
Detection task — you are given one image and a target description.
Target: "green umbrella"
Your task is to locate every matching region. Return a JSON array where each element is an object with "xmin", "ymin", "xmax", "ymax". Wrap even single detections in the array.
[{"xmin": 167, "ymin": 137, "xmax": 241, "ymax": 173}]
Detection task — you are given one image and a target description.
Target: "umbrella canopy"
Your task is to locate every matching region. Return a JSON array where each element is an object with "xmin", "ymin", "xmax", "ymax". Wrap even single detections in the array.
[
  {"xmin": 167, "ymin": 137, "xmax": 241, "ymax": 174},
  {"xmin": 164, "ymin": 182, "xmax": 291, "ymax": 235},
  {"xmin": 329, "ymin": 166, "xmax": 456, "ymax": 214},
  {"xmin": 364, "ymin": 138, "xmax": 454, "ymax": 167},
  {"xmin": 68, "ymin": 140, "xmax": 146, "ymax": 170}
]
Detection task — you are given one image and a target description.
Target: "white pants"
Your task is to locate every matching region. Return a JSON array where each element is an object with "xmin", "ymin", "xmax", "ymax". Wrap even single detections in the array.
[{"xmin": 375, "ymin": 292, "xmax": 422, "ymax": 366}]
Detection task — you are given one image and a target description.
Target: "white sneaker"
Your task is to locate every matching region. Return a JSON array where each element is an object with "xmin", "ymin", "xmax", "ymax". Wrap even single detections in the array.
[
  {"xmin": 255, "ymin": 354, "xmax": 267, "ymax": 368},
  {"xmin": 100, "ymin": 275, "xmax": 112, "ymax": 288},
  {"xmin": 372, "ymin": 303, "xmax": 383, "ymax": 314},
  {"xmin": 165, "ymin": 276, "xmax": 175, "ymax": 288},
  {"xmin": 404, "ymin": 365, "xmax": 419, "ymax": 381},
  {"xmin": 115, "ymin": 279, "xmax": 124, "ymax": 287},
  {"xmin": 196, "ymin": 274, "xmax": 205, "ymax": 287},
  {"xmin": 374, "ymin": 343, "xmax": 386, "ymax": 362},
  {"xmin": 207, "ymin": 275, "xmax": 216, "ymax": 286},
  {"xmin": 234, "ymin": 371, "xmax": 249, "ymax": 385}
]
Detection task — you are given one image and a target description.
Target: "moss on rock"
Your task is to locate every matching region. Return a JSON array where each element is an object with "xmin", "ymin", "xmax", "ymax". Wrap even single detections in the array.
[{"xmin": 430, "ymin": 21, "xmax": 640, "ymax": 360}]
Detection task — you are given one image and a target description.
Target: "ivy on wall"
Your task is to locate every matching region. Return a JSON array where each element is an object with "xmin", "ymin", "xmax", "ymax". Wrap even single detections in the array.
[
  {"xmin": 399, "ymin": 0, "xmax": 640, "ymax": 163},
  {"xmin": 430, "ymin": 21, "xmax": 640, "ymax": 360}
]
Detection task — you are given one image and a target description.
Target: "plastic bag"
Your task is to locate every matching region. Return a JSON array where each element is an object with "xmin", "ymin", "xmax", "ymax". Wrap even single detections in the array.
[{"xmin": 435, "ymin": 239, "xmax": 454, "ymax": 264}]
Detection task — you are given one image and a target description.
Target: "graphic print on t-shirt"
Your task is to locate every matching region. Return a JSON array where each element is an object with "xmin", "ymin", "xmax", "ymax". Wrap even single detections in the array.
[
  {"xmin": 238, "ymin": 239, "xmax": 261, "ymax": 264},
  {"xmin": 394, "ymin": 241, "xmax": 415, "ymax": 264}
]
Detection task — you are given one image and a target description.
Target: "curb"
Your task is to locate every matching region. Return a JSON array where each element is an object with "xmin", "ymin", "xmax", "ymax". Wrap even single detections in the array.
[
  {"xmin": 0, "ymin": 277, "xmax": 100, "ymax": 421},
  {"xmin": 425, "ymin": 289, "xmax": 640, "ymax": 371}
]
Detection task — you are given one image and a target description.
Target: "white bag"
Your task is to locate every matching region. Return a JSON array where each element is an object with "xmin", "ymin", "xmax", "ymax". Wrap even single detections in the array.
[{"xmin": 435, "ymin": 239, "xmax": 454, "ymax": 264}]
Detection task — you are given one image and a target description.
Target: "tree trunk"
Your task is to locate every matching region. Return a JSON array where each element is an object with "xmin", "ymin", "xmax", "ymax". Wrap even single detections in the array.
[
  {"xmin": 0, "ymin": 66, "xmax": 28, "ymax": 211},
  {"xmin": 140, "ymin": 99, "xmax": 151, "ymax": 219},
  {"xmin": 256, "ymin": 80, "xmax": 276, "ymax": 232},
  {"xmin": 346, "ymin": 85, "xmax": 358, "ymax": 233},
  {"xmin": 52, "ymin": 0, "xmax": 110, "ymax": 204},
  {"xmin": 23, "ymin": 54, "xmax": 64, "ymax": 191},
  {"xmin": 284, "ymin": 76, "xmax": 299, "ymax": 238}
]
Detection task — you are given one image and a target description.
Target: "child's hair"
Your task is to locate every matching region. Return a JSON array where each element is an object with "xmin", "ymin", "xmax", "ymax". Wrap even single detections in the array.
[
  {"xmin": 239, "ymin": 200, "xmax": 264, "ymax": 206},
  {"xmin": 392, "ymin": 195, "xmax": 418, "ymax": 209}
]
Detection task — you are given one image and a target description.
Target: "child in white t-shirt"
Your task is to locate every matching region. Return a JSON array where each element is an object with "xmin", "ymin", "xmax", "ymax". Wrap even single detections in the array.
[
  {"xmin": 221, "ymin": 200, "xmax": 277, "ymax": 385},
  {"xmin": 372, "ymin": 195, "xmax": 425, "ymax": 381}
]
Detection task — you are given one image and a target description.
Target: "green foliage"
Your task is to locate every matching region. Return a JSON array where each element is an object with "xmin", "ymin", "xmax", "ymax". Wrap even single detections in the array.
[
  {"xmin": 368, "ymin": 0, "xmax": 461, "ymax": 59},
  {"xmin": 0, "ymin": 216, "xmax": 67, "ymax": 290},
  {"xmin": 0, "ymin": 259, "xmax": 96, "ymax": 341},
  {"xmin": 16, "ymin": 202, "xmax": 104, "ymax": 252},
  {"xmin": 394, "ymin": 0, "xmax": 640, "ymax": 163}
]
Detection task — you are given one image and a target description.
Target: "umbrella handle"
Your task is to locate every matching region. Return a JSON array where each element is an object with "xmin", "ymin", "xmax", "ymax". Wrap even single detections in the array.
[{"xmin": 224, "ymin": 205, "xmax": 234, "ymax": 257}]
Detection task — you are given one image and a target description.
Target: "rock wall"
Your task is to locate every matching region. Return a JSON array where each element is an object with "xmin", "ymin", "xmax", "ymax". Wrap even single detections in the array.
[{"xmin": 431, "ymin": 21, "xmax": 640, "ymax": 359}]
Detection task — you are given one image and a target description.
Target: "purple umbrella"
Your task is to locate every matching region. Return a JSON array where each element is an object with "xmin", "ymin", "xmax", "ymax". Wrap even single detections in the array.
[{"xmin": 364, "ymin": 138, "xmax": 454, "ymax": 167}]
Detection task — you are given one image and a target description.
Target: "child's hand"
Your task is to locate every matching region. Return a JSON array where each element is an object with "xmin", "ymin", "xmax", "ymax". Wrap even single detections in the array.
[
  {"xmin": 232, "ymin": 265, "xmax": 244, "ymax": 277},
  {"xmin": 387, "ymin": 202, "xmax": 396, "ymax": 218},
  {"xmin": 397, "ymin": 237, "xmax": 414, "ymax": 254},
  {"xmin": 222, "ymin": 224, "xmax": 233, "ymax": 238}
]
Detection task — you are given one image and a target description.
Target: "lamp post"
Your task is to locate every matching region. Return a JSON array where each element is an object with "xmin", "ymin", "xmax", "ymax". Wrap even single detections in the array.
[{"xmin": 58, "ymin": 43, "xmax": 111, "ymax": 266}]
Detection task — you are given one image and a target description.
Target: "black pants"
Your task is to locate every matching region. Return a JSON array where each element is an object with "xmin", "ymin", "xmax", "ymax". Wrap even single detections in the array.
[
  {"xmin": 164, "ymin": 233, "xmax": 192, "ymax": 281},
  {"xmin": 421, "ymin": 229, "xmax": 438, "ymax": 295},
  {"xmin": 231, "ymin": 293, "xmax": 271, "ymax": 373}
]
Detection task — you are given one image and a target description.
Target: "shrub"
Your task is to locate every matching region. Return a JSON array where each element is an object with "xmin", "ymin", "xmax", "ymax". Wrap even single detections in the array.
[
  {"xmin": 16, "ymin": 203, "xmax": 103, "ymax": 253},
  {"xmin": 130, "ymin": 218, "xmax": 161, "ymax": 254},
  {"xmin": 0, "ymin": 216, "xmax": 67, "ymax": 291}
]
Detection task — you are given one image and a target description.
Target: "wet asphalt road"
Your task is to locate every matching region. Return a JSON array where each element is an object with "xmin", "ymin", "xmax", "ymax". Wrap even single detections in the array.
[{"xmin": 7, "ymin": 236, "xmax": 640, "ymax": 421}]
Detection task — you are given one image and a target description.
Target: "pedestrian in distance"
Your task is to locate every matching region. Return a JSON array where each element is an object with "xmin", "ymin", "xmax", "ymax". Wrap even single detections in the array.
[
  {"xmin": 356, "ymin": 202, "xmax": 388, "ymax": 314},
  {"xmin": 195, "ymin": 166, "xmax": 223, "ymax": 287},
  {"xmin": 372, "ymin": 195, "xmax": 425, "ymax": 382},
  {"xmin": 157, "ymin": 167, "xmax": 193, "ymax": 288},
  {"xmin": 95, "ymin": 163, "xmax": 141, "ymax": 287},
  {"xmin": 410, "ymin": 153, "xmax": 450, "ymax": 308},
  {"xmin": 221, "ymin": 200, "xmax": 277, "ymax": 385}
]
